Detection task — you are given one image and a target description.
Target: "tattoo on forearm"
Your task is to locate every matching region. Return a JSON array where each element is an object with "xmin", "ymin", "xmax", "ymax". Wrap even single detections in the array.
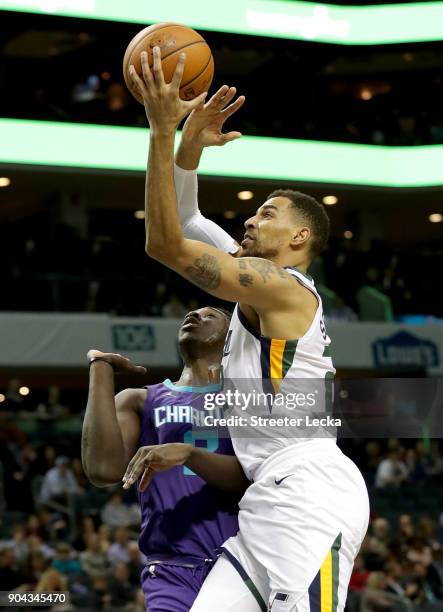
[
  {"xmin": 184, "ymin": 254, "xmax": 221, "ymax": 291},
  {"xmin": 239, "ymin": 273, "xmax": 253, "ymax": 287},
  {"xmin": 238, "ymin": 259, "xmax": 248, "ymax": 270}
]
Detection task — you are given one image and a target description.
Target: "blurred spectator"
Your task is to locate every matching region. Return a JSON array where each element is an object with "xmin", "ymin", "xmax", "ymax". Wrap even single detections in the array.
[
  {"xmin": 427, "ymin": 441, "xmax": 443, "ymax": 480},
  {"xmin": 107, "ymin": 561, "xmax": 136, "ymax": 608},
  {"xmin": 403, "ymin": 577, "xmax": 426, "ymax": 606},
  {"xmin": 29, "ymin": 506, "xmax": 67, "ymax": 542},
  {"xmin": 384, "ymin": 560, "xmax": 405, "ymax": 597},
  {"xmin": 35, "ymin": 445, "xmax": 57, "ymax": 474},
  {"xmin": 35, "ymin": 566, "xmax": 67, "ymax": 592},
  {"xmin": 36, "ymin": 385, "xmax": 69, "ymax": 421},
  {"xmin": 0, "ymin": 548, "xmax": 28, "ymax": 590},
  {"xmin": 405, "ymin": 449, "xmax": 427, "ymax": 483},
  {"xmin": 6, "ymin": 442, "xmax": 40, "ymax": 511},
  {"xmin": 360, "ymin": 571, "xmax": 395, "ymax": 611},
  {"xmin": 98, "ymin": 524, "xmax": 112, "ymax": 554},
  {"xmin": 27, "ymin": 535, "xmax": 55, "ymax": 561},
  {"xmin": 162, "ymin": 293, "xmax": 188, "ymax": 318},
  {"xmin": 363, "ymin": 441, "xmax": 382, "ymax": 478},
  {"xmin": 1, "ymin": 523, "xmax": 28, "ymax": 564},
  {"xmin": 417, "ymin": 517, "xmax": 441, "ymax": 554},
  {"xmin": 26, "ymin": 552, "xmax": 49, "ymax": 587},
  {"xmin": 71, "ymin": 457, "xmax": 89, "ymax": 490},
  {"xmin": 52, "ymin": 542, "xmax": 82, "ymax": 576},
  {"xmin": 101, "ymin": 492, "xmax": 136, "ymax": 528},
  {"xmin": 406, "ymin": 538, "xmax": 433, "ymax": 567},
  {"xmin": 80, "ymin": 533, "xmax": 111, "ymax": 577},
  {"xmin": 39, "ymin": 456, "xmax": 82, "ymax": 505},
  {"xmin": 107, "ymin": 527, "xmax": 132, "ymax": 565},
  {"xmin": 375, "ymin": 449, "xmax": 409, "ymax": 488},
  {"xmin": 399, "ymin": 514, "xmax": 415, "ymax": 541},
  {"xmin": 368, "ymin": 518, "xmax": 391, "ymax": 559},
  {"xmin": 350, "ymin": 553, "xmax": 369, "ymax": 592},
  {"xmin": 127, "ymin": 541, "xmax": 145, "ymax": 584},
  {"xmin": 73, "ymin": 515, "xmax": 96, "ymax": 552}
]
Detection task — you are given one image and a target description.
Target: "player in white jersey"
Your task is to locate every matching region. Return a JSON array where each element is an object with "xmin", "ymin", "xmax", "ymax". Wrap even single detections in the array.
[{"xmin": 126, "ymin": 51, "xmax": 369, "ymax": 612}]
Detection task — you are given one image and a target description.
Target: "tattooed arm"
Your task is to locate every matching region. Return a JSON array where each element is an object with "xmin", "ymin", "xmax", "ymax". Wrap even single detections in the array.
[
  {"xmin": 132, "ymin": 49, "xmax": 300, "ymax": 310},
  {"xmin": 145, "ymin": 129, "xmax": 297, "ymax": 308}
]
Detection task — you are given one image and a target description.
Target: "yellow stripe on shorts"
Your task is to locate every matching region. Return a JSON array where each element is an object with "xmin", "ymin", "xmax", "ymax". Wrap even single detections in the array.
[{"xmin": 320, "ymin": 549, "xmax": 333, "ymax": 612}]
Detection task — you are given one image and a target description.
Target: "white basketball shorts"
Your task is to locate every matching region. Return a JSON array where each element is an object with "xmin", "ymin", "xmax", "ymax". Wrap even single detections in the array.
[{"xmin": 191, "ymin": 440, "xmax": 369, "ymax": 612}]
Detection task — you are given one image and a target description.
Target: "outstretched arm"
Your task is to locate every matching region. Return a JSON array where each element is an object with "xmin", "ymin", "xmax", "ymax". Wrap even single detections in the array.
[
  {"xmin": 122, "ymin": 443, "xmax": 249, "ymax": 493},
  {"xmin": 129, "ymin": 50, "xmax": 298, "ymax": 310},
  {"xmin": 173, "ymin": 85, "xmax": 245, "ymax": 255}
]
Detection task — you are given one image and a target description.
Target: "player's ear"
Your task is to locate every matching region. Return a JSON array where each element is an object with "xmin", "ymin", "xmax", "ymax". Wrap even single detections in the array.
[{"xmin": 290, "ymin": 226, "xmax": 310, "ymax": 247}]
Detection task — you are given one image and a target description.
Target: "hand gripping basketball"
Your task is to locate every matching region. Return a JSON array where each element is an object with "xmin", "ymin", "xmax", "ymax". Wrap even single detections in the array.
[{"xmin": 129, "ymin": 47, "xmax": 208, "ymax": 130}]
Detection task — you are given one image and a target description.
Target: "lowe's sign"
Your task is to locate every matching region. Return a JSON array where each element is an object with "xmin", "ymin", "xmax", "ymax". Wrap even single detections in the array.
[{"xmin": 372, "ymin": 331, "xmax": 440, "ymax": 369}]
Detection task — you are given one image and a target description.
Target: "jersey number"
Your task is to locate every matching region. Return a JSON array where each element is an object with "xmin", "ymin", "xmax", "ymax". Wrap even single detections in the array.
[{"xmin": 183, "ymin": 430, "xmax": 220, "ymax": 476}]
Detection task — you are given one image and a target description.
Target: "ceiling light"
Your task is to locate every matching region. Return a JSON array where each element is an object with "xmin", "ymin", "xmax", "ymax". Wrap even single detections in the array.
[
  {"xmin": 322, "ymin": 195, "xmax": 338, "ymax": 206},
  {"xmin": 429, "ymin": 213, "xmax": 442, "ymax": 223},
  {"xmin": 134, "ymin": 210, "xmax": 145, "ymax": 220},
  {"xmin": 0, "ymin": 394, "xmax": 5, "ymax": 403},
  {"xmin": 237, "ymin": 191, "xmax": 254, "ymax": 200},
  {"xmin": 0, "ymin": 177, "xmax": 11, "ymax": 187},
  {"xmin": 19, "ymin": 386, "xmax": 30, "ymax": 396},
  {"xmin": 360, "ymin": 88, "xmax": 373, "ymax": 101}
]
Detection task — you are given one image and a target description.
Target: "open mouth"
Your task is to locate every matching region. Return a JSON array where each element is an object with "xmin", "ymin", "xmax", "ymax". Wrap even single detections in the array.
[
  {"xmin": 182, "ymin": 317, "xmax": 200, "ymax": 329},
  {"xmin": 241, "ymin": 234, "xmax": 254, "ymax": 246}
]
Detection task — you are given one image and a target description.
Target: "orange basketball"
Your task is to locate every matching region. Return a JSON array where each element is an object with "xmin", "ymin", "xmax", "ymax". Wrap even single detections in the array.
[{"xmin": 123, "ymin": 23, "xmax": 214, "ymax": 103}]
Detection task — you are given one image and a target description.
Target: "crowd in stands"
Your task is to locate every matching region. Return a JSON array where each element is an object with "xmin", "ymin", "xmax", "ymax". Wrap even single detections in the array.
[
  {"xmin": 1, "ymin": 212, "xmax": 441, "ymax": 320},
  {"xmin": 2, "ymin": 381, "xmax": 443, "ymax": 610},
  {"xmin": 0, "ymin": 393, "xmax": 145, "ymax": 610}
]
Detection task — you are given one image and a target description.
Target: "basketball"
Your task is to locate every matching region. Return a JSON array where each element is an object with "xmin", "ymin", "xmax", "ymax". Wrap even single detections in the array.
[{"xmin": 123, "ymin": 23, "xmax": 214, "ymax": 103}]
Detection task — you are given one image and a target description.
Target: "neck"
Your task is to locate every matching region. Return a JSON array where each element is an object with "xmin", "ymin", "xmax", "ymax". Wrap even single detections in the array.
[
  {"xmin": 175, "ymin": 356, "xmax": 221, "ymax": 388},
  {"xmin": 270, "ymin": 253, "xmax": 310, "ymax": 273}
]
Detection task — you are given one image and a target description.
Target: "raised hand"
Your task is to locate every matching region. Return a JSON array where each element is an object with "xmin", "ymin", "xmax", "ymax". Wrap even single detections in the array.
[
  {"xmin": 87, "ymin": 349, "xmax": 147, "ymax": 375},
  {"xmin": 129, "ymin": 47, "xmax": 208, "ymax": 131},
  {"xmin": 182, "ymin": 85, "xmax": 245, "ymax": 147}
]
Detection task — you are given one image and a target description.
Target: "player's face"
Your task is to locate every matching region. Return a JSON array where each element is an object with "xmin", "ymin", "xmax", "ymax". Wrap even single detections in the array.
[
  {"xmin": 240, "ymin": 197, "xmax": 299, "ymax": 259},
  {"xmin": 178, "ymin": 307, "xmax": 229, "ymax": 348}
]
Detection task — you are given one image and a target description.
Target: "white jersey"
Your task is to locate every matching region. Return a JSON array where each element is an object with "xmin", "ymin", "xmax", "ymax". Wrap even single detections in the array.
[{"xmin": 221, "ymin": 267, "xmax": 336, "ymax": 480}]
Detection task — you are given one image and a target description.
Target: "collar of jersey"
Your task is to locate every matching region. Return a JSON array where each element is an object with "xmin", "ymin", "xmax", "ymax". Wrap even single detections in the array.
[
  {"xmin": 163, "ymin": 379, "xmax": 221, "ymax": 393},
  {"xmin": 286, "ymin": 265, "xmax": 314, "ymax": 283}
]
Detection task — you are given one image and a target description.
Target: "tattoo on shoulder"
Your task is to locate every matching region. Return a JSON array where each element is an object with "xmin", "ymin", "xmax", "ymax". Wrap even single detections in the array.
[
  {"xmin": 246, "ymin": 258, "xmax": 289, "ymax": 282},
  {"xmin": 184, "ymin": 254, "xmax": 221, "ymax": 291},
  {"xmin": 239, "ymin": 273, "xmax": 253, "ymax": 287}
]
